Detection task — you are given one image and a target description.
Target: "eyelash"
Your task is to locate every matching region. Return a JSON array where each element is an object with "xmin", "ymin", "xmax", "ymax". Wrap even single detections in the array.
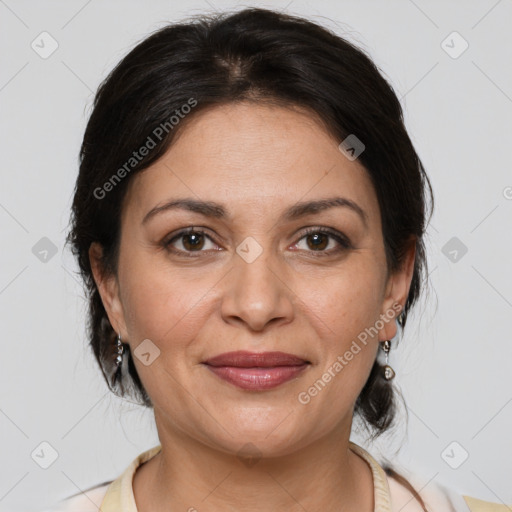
[{"xmin": 163, "ymin": 226, "xmax": 352, "ymax": 258}]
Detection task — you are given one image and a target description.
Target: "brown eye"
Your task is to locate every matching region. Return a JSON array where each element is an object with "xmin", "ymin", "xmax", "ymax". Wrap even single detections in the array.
[
  {"xmin": 305, "ymin": 232, "xmax": 329, "ymax": 251},
  {"xmin": 181, "ymin": 232, "xmax": 205, "ymax": 251},
  {"xmin": 164, "ymin": 228, "xmax": 219, "ymax": 255},
  {"xmin": 293, "ymin": 227, "xmax": 351, "ymax": 255}
]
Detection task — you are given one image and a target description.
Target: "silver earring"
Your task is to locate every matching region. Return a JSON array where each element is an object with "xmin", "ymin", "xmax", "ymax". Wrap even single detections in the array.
[
  {"xmin": 380, "ymin": 339, "xmax": 395, "ymax": 380},
  {"xmin": 115, "ymin": 333, "xmax": 124, "ymax": 368}
]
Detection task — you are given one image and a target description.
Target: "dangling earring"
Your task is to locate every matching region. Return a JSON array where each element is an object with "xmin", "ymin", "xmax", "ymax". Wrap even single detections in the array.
[
  {"xmin": 115, "ymin": 332, "xmax": 124, "ymax": 368},
  {"xmin": 380, "ymin": 339, "xmax": 395, "ymax": 380}
]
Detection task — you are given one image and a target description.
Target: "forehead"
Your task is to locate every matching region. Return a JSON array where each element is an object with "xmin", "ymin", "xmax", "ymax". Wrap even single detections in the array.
[{"xmin": 123, "ymin": 102, "xmax": 381, "ymax": 228}]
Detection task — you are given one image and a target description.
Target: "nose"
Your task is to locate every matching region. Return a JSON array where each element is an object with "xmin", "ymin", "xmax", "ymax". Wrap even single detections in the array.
[{"xmin": 220, "ymin": 245, "xmax": 294, "ymax": 333}]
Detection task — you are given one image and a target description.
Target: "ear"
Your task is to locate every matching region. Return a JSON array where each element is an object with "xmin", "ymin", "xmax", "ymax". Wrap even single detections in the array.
[
  {"xmin": 378, "ymin": 236, "xmax": 416, "ymax": 342},
  {"xmin": 89, "ymin": 242, "xmax": 127, "ymax": 338}
]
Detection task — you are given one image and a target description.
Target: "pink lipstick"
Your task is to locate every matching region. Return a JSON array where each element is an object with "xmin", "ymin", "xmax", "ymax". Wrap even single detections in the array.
[{"xmin": 203, "ymin": 351, "xmax": 310, "ymax": 391}]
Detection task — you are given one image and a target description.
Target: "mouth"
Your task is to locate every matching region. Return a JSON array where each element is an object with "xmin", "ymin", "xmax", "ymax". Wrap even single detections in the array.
[{"xmin": 202, "ymin": 351, "xmax": 311, "ymax": 391}]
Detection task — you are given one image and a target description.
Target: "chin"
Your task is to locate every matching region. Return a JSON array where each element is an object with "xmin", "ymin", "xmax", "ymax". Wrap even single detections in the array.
[
  {"xmin": 203, "ymin": 413, "xmax": 311, "ymax": 459},
  {"xmin": 213, "ymin": 434, "xmax": 302, "ymax": 461}
]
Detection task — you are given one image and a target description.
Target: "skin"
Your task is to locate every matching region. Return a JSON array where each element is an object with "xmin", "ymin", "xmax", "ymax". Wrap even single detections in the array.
[{"xmin": 90, "ymin": 102, "xmax": 416, "ymax": 512}]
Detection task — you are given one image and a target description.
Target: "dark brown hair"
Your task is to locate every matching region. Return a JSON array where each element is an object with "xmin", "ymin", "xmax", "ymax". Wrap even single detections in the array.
[{"xmin": 67, "ymin": 7, "xmax": 434, "ymax": 509}]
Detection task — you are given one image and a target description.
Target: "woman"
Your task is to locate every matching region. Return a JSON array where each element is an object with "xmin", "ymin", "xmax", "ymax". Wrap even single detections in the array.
[{"xmin": 45, "ymin": 7, "xmax": 506, "ymax": 512}]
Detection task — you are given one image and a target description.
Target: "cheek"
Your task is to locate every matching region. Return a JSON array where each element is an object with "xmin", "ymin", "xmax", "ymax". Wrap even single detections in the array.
[
  {"xmin": 292, "ymin": 259, "xmax": 383, "ymax": 403},
  {"xmin": 118, "ymin": 253, "xmax": 216, "ymax": 355},
  {"xmin": 295, "ymin": 255, "xmax": 384, "ymax": 342}
]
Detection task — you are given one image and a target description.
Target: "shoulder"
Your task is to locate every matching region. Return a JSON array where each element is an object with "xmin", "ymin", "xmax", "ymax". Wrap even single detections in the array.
[
  {"xmin": 387, "ymin": 472, "xmax": 466, "ymax": 511},
  {"xmin": 39, "ymin": 445, "xmax": 162, "ymax": 512},
  {"xmin": 38, "ymin": 481, "xmax": 111, "ymax": 512},
  {"xmin": 387, "ymin": 472, "xmax": 509, "ymax": 512}
]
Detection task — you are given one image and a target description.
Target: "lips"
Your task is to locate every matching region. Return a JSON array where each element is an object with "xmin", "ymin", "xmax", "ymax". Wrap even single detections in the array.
[
  {"xmin": 203, "ymin": 351, "xmax": 309, "ymax": 367},
  {"xmin": 202, "ymin": 351, "xmax": 310, "ymax": 391}
]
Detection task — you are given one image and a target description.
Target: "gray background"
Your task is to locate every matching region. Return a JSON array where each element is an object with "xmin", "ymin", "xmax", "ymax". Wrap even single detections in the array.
[{"xmin": 1, "ymin": 0, "xmax": 511, "ymax": 510}]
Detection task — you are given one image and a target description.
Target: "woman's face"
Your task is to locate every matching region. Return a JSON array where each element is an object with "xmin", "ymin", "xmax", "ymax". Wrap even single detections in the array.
[{"xmin": 92, "ymin": 102, "xmax": 414, "ymax": 456}]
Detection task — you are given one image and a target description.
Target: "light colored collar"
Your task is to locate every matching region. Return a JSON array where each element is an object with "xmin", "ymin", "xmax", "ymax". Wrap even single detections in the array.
[
  {"xmin": 99, "ymin": 441, "xmax": 393, "ymax": 511},
  {"xmin": 349, "ymin": 441, "xmax": 393, "ymax": 511}
]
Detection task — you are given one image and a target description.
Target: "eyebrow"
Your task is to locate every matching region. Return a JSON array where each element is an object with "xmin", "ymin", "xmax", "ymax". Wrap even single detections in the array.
[{"xmin": 142, "ymin": 196, "xmax": 368, "ymax": 229}]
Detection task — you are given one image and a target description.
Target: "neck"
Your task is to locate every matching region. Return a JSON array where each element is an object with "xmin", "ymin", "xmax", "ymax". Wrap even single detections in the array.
[{"xmin": 133, "ymin": 411, "xmax": 374, "ymax": 512}]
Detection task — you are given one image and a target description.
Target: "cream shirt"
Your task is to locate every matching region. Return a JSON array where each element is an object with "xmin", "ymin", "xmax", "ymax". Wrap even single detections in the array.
[{"xmin": 41, "ymin": 441, "xmax": 510, "ymax": 512}]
